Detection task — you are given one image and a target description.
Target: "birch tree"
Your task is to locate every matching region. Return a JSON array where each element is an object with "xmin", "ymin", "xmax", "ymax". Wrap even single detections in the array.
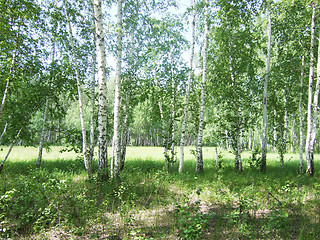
[
  {"xmin": 196, "ymin": 0, "xmax": 208, "ymax": 173},
  {"xmin": 305, "ymin": 4, "xmax": 316, "ymax": 176},
  {"xmin": 63, "ymin": 0, "xmax": 92, "ymax": 178},
  {"xmin": 94, "ymin": 0, "xmax": 109, "ymax": 181},
  {"xmin": 112, "ymin": 0, "xmax": 123, "ymax": 178},
  {"xmin": 261, "ymin": 1, "xmax": 271, "ymax": 172},
  {"xmin": 299, "ymin": 56, "xmax": 305, "ymax": 173},
  {"xmin": 37, "ymin": 34, "xmax": 56, "ymax": 168},
  {"xmin": 179, "ymin": 0, "xmax": 196, "ymax": 173}
]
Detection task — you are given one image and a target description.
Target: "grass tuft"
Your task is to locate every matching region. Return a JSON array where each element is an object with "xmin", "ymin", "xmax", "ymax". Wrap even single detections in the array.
[{"xmin": 0, "ymin": 146, "xmax": 320, "ymax": 239}]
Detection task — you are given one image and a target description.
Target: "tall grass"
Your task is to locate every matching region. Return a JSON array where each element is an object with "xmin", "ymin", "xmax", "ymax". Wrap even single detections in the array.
[{"xmin": 0, "ymin": 146, "xmax": 320, "ymax": 239}]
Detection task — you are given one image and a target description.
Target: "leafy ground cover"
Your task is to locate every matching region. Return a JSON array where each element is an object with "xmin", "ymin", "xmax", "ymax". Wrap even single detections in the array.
[{"xmin": 0, "ymin": 146, "xmax": 320, "ymax": 239}]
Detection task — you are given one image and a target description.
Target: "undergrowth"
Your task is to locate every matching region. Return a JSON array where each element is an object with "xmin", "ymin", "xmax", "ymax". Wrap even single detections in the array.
[{"xmin": 0, "ymin": 151, "xmax": 320, "ymax": 239}]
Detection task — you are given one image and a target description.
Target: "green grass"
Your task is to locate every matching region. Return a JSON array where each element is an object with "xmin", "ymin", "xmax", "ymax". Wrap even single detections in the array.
[{"xmin": 1, "ymin": 146, "xmax": 320, "ymax": 239}]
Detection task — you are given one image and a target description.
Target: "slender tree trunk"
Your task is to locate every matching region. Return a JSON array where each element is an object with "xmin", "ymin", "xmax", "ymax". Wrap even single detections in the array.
[
  {"xmin": 0, "ymin": 44, "xmax": 18, "ymax": 122},
  {"xmin": 158, "ymin": 93, "xmax": 168, "ymax": 165},
  {"xmin": 273, "ymin": 108, "xmax": 277, "ymax": 152},
  {"xmin": 225, "ymin": 130, "xmax": 230, "ymax": 151},
  {"xmin": 261, "ymin": 3, "xmax": 271, "ymax": 172},
  {"xmin": 252, "ymin": 129, "xmax": 255, "ymax": 150},
  {"xmin": 257, "ymin": 129, "xmax": 263, "ymax": 149},
  {"xmin": 64, "ymin": 0, "xmax": 92, "ymax": 178},
  {"xmin": 171, "ymin": 67, "xmax": 176, "ymax": 165},
  {"xmin": 89, "ymin": 11, "xmax": 97, "ymax": 164},
  {"xmin": 309, "ymin": 28, "xmax": 320, "ymax": 175},
  {"xmin": 94, "ymin": 0, "xmax": 109, "ymax": 181},
  {"xmin": 299, "ymin": 56, "xmax": 305, "ymax": 173},
  {"xmin": 0, "ymin": 128, "xmax": 22, "ymax": 174},
  {"xmin": 290, "ymin": 114, "xmax": 295, "ymax": 153},
  {"xmin": 179, "ymin": 0, "xmax": 195, "ymax": 173},
  {"xmin": 283, "ymin": 93, "xmax": 288, "ymax": 152},
  {"xmin": 0, "ymin": 122, "xmax": 7, "ymax": 143},
  {"xmin": 112, "ymin": 0, "xmax": 123, "ymax": 178},
  {"xmin": 305, "ymin": 4, "xmax": 316, "ymax": 176},
  {"xmin": 37, "ymin": 98, "xmax": 49, "ymax": 168},
  {"xmin": 235, "ymin": 132, "xmax": 242, "ymax": 172},
  {"xmin": 248, "ymin": 130, "xmax": 252, "ymax": 150},
  {"xmin": 155, "ymin": 71, "xmax": 169, "ymax": 166},
  {"xmin": 37, "ymin": 36, "xmax": 56, "ymax": 168},
  {"xmin": 89, "ymin": 49, "xmax": 96, "ymax": 164},
  {"xmin": 196, "ymin": 0, "xmax": 208, "ymax": 173},
  {"xmin": 230, "ymin": 55, "xmax": 242, "ymax": 172},
  {"xmin": 120, "ymin": 103, "xmax": 129, "ymax": 171}
]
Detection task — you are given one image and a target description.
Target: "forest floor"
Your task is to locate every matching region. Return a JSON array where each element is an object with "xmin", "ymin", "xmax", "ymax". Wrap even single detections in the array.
[{"xmin": 1, "ymin": 146, "xmax": 320, "ymax": 239}]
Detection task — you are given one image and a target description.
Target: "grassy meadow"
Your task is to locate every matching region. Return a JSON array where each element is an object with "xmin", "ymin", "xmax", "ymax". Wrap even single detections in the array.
[{"xmin": 1, "ymin": 146, "xmax": 320, "ymax": 239}]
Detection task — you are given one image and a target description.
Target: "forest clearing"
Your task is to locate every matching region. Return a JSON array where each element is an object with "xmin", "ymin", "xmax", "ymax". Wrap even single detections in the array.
[
  {"xmin": 2, "ymin": 0, "xmax": 320, "ymax": 239},
  {"xmin": 1, "ymin": 146, "xmax": 320, "ymax": 239}
]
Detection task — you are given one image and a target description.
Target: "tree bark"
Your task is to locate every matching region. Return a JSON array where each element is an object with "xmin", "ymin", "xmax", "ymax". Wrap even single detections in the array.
[
  {"xmin": 299, "ymin": 56, "xmax": 305, "ymax": 173},
  {"xmin": 89, "ymin": 48, "xmax": 96, "ymax": 165},
  {"xmin": 37, "ymin": 35, "xmax": 56, "ymax": 168},
  {"xmin": 94, "ymin": 0, "xmax": 109, "ymax": 181},
  {"xmin": 179, "ymin": 0, "xmax": 196, "ymax": 173},
  {"xmin": 0, "ymin": 42, "xmax": 18, "ymax": 122},
  {"xmin": 229, "ymin": 55, "xmax": 242, "ymax": 172},
  {"xmin": 0, "ymin": 128, "xmax": 22, "ymax": 175},
  {"xmin": 290, "ymin": 114, "xmax": 295, "ymax": 153},
  {"xmin": 64, "ymin": 0, "xmax": 92, "ymax": 178},
  {"xmin": 196, "ymin": 0, "xmax": 208, "ymax": 173},
  {"xmin": 89, "ymin": 9, "xmax": 97, "ymax": 165},
  {"xmin": 273, "ymin": 108, "xmax": 277, "ymax": 152},
  {"xmin": 37, "ymin": 98, "xmax": 49, "ymax": 168},
  {"xmin": 112, "ymin": 0, "xmax": 123, "ymax": 178},
  {"xmin": 283, "ymin": 92, "xmax": 288, "ymax": 153},
  {"xmin": 120, "ymin": 100, "xmax": 129, "ymax": 171},
  {"xmin": 309, "ymin": 25, "xmax": 320, "ymax": 176},
  {"xmin": 171, "ymin": 66, "xmax": 176, "ymax": 166},
  {"xmin": 261, "ymin": 3, "xmax": 271, "ymax": 172},
  {"xmin": 0, "ymin": 122, "xmax": 7, "ymax": 143},
  {"xmin": 305, "ymin": 4, "xmax": 315, "ymax": 176}
]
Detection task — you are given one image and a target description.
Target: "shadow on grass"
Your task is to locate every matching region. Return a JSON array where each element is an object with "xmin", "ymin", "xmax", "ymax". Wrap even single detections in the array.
[{"xmin": 1, "ymin": 157, "xmax": 320, "ymax": 239}]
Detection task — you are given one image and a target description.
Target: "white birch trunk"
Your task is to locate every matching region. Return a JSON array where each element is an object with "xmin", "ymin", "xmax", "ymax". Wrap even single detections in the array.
[
  {"xmin": 0, "ymin": 128, "xmax": 21, "ymax": 174},
  {"xmin": 305, "ymin": 4, "xmax": 315, "ymax": 176},
  {"xmin": 196, "ymin": 0, "xmax": 208, "ymax": 173},
  {"xmin": 252, "ymin": 129, "xmax": 255, "ymax": 150},
  {"xmin": 94, "ymin": 0, "xmax": 109, "ymax": 180},
  {"xmin": 37, "ymin": 36, "xmax": 56, "ymax": 168},
  {"xmin": 283, "ymin": 93, "xmax": 288, "ymax": 152},
  {"xmin": 0, "ymin": 122, "xmax": 7, "ymax": 143},
  {"xmin": 290, "ymin": 114, "xmax": 295, "ymax": 154},
  {"xmin": 248, "ymin": 130, "xmax": 252, "ymax": 150},
  {"xmin": 89, "ymin": 48, "xmax": 96, "ymax": 163},
  {"xmin": 155, "ymin": 71, "xmax": 168, "ymax": 164},
  {"xmin": 112, "ymin": 0, "xmax": 123, "ymax": 178},
  {"xmin": 299, "ymin": 56, "xmax": 305, "ymax": 173},
  {"xmin": 171, "ymin": 67, "xmax": 175, "ymax": 165},
  {"xmin": 120, "ymin": 101, "xmax": 129, "ymax": 171},
  {"xmin": 309, "ymin": 29, "xmax": 320, "ymax": 176},
  {"xmin": 261, "ymin": 3, "xmax": 271, "ymax": 172},
  {"xmin": 37, "ymin": 98, "xmax": 49, "ymax": 168},
  {"xmin": 235, "ymin": 132, "xmax": 242, "ymax": 172},
  {"xmin": 179, "ymin": 0, "xmax": 196, "ymax": 173},
  {"xmin": 89, "ymin": 10, "xmax": 97, "ymax": 164},
  {"xmin": 0, "ymin": 45, "xmax": 18, "ymax": 121},
  {"xmin": 230, "ymin": 55, "xmax": 242, "ymax": 172},
  {"xmin": 64, "ymin": 0, "xmax": 92, "ymax": 177},
  {"xmin": 273, "ymin": 108, "xmax": 277, "ymax": 152}
]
